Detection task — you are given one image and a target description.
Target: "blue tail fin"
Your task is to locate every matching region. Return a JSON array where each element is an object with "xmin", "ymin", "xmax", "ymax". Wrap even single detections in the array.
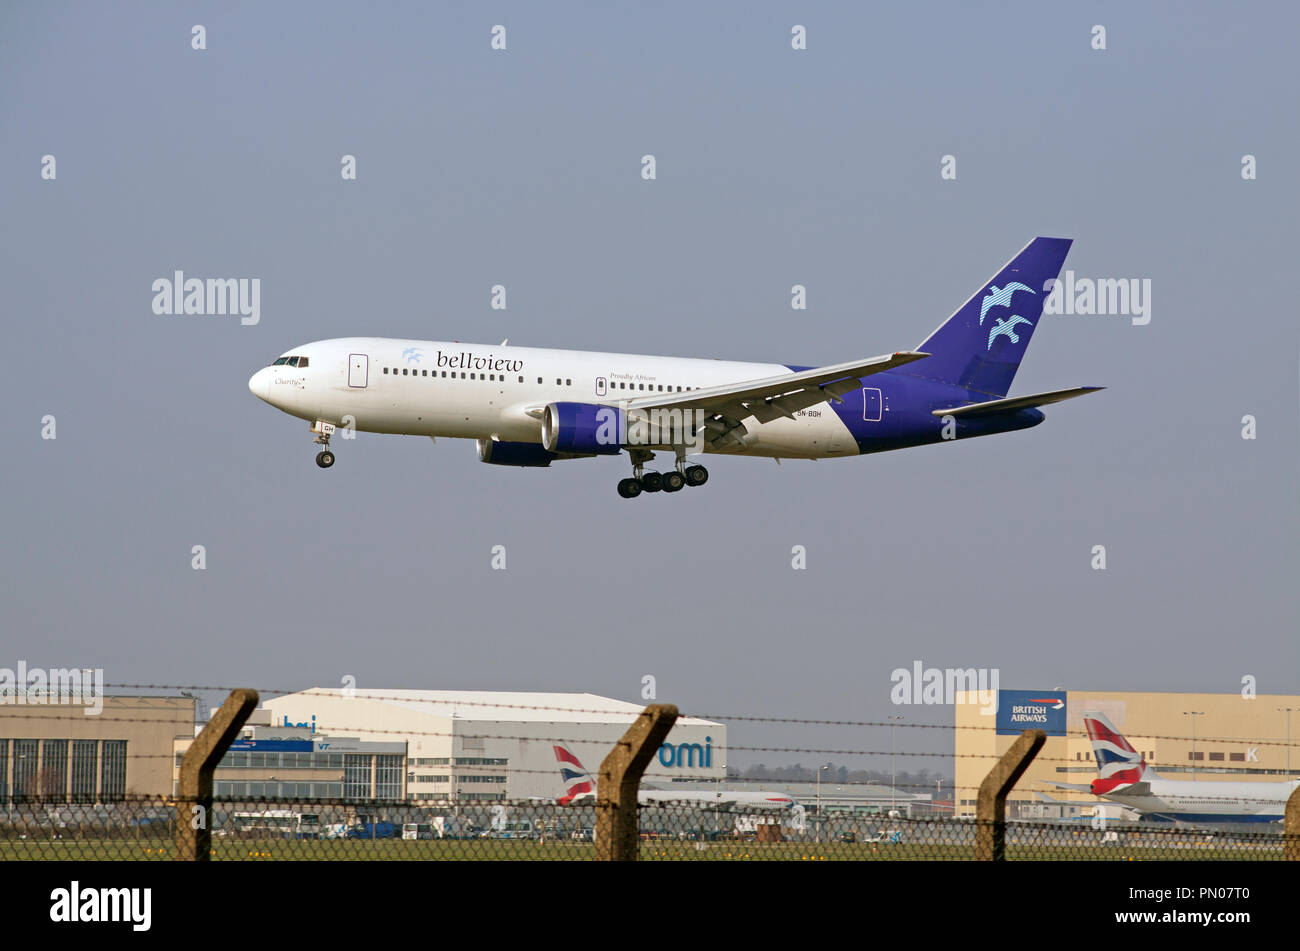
[{"xmin": 912, "ymin": 237, "xmax": 1072, "ymax": 397}]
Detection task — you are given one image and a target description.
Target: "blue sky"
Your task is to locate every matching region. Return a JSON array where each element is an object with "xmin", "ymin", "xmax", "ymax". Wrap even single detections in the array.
[{"xmin": 2, "ymin": 2, "xmax": 1296, "ymax": 770}]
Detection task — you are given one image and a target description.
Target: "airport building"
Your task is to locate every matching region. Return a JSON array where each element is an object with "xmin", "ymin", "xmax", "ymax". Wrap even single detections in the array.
[
  {"xmin": 0, "ymin": 696, "xmax": 195, "ymax": 803},
  {"xmin": 172, "ymin": 713, "xmax": 407, "ymax": 801},
  {"xmin": 264, "ymin": 688, "xmax": 726, "ymax": 802},
  {"xmin": 953, "ymin": 688, "xmax": 1300, "ymax": 818}
]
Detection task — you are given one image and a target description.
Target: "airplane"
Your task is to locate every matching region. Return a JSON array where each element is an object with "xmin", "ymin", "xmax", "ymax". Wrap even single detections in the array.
[
  {"xmin": 1040, "ymin": 711, "xmax": 1299, "ymax": 824},
  {"xmin": 552, "ymin": 745, "xmax": 797, "ymax": 811},
  {"xmin": 248, "ymin": 237, "xmax": 1102, "ymax": 497}
]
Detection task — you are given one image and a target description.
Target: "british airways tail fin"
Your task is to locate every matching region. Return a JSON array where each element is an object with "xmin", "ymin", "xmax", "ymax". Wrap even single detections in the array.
[
  {"xmin": 553, "ymin": 744, "xmax": 596, "ymax": 804},
  {"xmin": 1083, "ymin": 711, "xmax": 1156, "ymax": 793},
  {"xmin": 913, "ymin": 237, "xmax": 1072, "ymax": 398}
]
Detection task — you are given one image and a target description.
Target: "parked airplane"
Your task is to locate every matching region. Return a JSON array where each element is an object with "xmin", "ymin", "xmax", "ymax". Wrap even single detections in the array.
[
  {"xmin": 553, "ymin": 745, "xmax": 796, "ymax": 811},
  {"xmin": 248, "ymin": 237, "xmax": 1101, "ymax": 496},
  {"xmin": 1042, "ymin": 712, "xmax": 1298, "ymax": 824}
]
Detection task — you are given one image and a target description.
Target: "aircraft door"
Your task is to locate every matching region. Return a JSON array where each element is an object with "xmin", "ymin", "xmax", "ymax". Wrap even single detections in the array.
[
  {"xmin": 862, "ymin": 387, "xmax": 882, "ymax": 422},
  {"xmin": 348, "ymin": 353, "xmax": 369, "ymax": 388}
]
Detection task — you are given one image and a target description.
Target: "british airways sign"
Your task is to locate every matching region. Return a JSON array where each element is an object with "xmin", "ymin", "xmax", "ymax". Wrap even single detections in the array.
[{"xmin": 995, "ymin": 690, "xmax": 1067, "ymax": 736}]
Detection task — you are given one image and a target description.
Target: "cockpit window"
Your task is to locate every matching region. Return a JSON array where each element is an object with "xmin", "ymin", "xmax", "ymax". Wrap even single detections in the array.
[
  {"xmin": 272, "ymin": 357, "xmax": 289, "ymax": 366},
  {"xmin": 296, "ymin": 357, "xmax": 308, "ymax": 368}
]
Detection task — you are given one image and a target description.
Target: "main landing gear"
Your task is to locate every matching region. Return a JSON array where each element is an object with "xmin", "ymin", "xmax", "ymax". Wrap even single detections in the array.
[
  {"xmin": 617, "ymin": 449, "xmax": 709, "ymax": 499},
  {"xmin": 312, "ymin": 421, "xmax": 336, "ymax": 468}
]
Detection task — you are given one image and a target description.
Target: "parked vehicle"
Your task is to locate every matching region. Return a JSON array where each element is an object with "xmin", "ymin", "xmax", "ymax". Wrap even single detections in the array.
[
  {"xmin": 402, "ymin": 822, "xmax": 433, "ymax": 840},
  {"xmin": 347, "ymin": 821, "xmax": 398, "ymax": 839}
]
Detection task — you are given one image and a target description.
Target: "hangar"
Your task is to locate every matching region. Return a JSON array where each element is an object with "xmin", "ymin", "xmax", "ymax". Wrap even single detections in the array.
[{"xmin": 264, "ymin": 688, "xmax": 725, "ymax": 802}]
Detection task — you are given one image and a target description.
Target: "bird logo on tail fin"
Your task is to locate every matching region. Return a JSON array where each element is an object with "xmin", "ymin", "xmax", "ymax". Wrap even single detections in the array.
[
  {"xmin": 988, "ymin": 315, "xmax": 1034, "ymax": 349},
  {"xmin": 979, "ymin": 282, "xmax": 1035, "ymax": 324}
]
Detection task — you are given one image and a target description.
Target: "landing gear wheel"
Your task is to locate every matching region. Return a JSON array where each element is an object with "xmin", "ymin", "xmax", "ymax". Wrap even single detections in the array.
[
  {"xmin": 316, "ymin": 450, "xmax": 335, "ymax": 469},
  {"xmin": 684, "ymin": 464, "xmax": 708, "ymax": 487},
  {"xmin": 661, "ymin": 471, "xmax": 685, "ymax": 493},
  {"xmin": 617, "ymin": 477, "xmax": 643, "ymax": 499},
  {"xmin": 640, "ymin": 472, "xmax": 663, "ymax": 492}
]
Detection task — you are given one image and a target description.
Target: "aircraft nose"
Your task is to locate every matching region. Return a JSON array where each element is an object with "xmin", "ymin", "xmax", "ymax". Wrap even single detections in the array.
[{"xmin": 249, "ymin": 367, "xmax": 271, "ymax": 403}]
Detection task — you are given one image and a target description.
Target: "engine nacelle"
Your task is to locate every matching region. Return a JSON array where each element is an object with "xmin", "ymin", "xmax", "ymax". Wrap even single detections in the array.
[
  {"xmin": 476, "ymin": 438, "xmax": 557, "ymax": 467},
  {"xmin": 540, "ymin": 402, "xmax": 625, "ymax": 455}
]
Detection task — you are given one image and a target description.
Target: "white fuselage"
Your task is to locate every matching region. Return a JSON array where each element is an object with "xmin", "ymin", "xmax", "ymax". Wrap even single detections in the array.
[
  {"xmin": 248, "ymin": 337, "xmax": 860, "ymax": 459},
  {"xmin": 1102, "ymin": 776, "xmax": 1297, "ymax": 821},
  {"xmin": 637, "ymin": 789, "xmax": 797, "ymax": 810},
  {"xmin": 569, "ymin": 789, "xmax": 796, "ymax": 811}
]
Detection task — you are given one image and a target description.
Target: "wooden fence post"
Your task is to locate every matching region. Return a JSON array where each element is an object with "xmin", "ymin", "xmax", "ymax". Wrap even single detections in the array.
[
  {"xmin": 594, "ymin": 704, "xmax": 678, "ymax": 861},
  {"xmin": 174, "ymin": 688, "xmax": 259, "ymax": 861},
  {"xmin": 975, "ymin": 729, "xmax": 1045, "ymax": 861},
  {"xmin": 1285, "ymin": 781, "xmax": 1300, "ymax": 861}
]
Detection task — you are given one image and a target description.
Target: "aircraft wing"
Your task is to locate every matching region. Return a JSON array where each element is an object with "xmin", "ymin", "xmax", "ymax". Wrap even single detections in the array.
[
  {"xmin": 931, "ymin": 386, "xmax": 1104, "ymax": 418},
  {"xmin": 1032, "ymin": 792, "xmax": 1102, "ymax": 811},
  {"xmin": 1038, "ymin": 781, "xmax": 1096, "ymax": 794},
  {"xmin": 623, "ymin": 350, "xmax": 928, "ymax": 448}
]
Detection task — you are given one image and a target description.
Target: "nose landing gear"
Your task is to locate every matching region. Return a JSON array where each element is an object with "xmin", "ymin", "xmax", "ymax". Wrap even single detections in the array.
[{"xmin": 311, "ymin": 420, "xmax": 337, "ymax": 469}]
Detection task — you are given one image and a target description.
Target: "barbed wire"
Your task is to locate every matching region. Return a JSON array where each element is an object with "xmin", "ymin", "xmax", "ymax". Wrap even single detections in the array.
[
  {"xmin": 6, "ymin": 684, "xmax": 1296, "ymax": 748},
  {"xmin": 65, "ymin": 685, "xmax": 1300, "ymax": 748}
]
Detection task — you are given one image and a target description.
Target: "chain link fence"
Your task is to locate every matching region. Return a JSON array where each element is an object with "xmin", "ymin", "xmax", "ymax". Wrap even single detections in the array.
[{"xmin": 0, "ymin": 795, "xmax": 1287, "ymax": 860}]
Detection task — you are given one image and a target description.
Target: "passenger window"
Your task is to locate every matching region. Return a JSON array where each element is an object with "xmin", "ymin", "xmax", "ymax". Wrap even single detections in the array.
[
  {"xmin": 403, "ymin": 368, "xmax": 408, "ymax": 375},
  {"xmin": 518, "ymin": 376, "xmax": 523, "ymax": 383},
  {"xmin": 442, "ymin": 371, "xmax": 447, "ymax": 377},
  {"xmin": 461, "ymin": 372, "xmax": 466, "ymax": 379},
  {"xmin": 537, "ymin": 377, "xmax": 543, "ymax": 384},
  {"xmin": 383, "ymin": 367, "xmax": 389, "ymax": 374},
  {"xmin": 470, "ymin": 373, "xmax": 476, "ymax": 380},
  {"xmin": 566, "ymin": 379, "xmax": 571, "ymax": 386}
]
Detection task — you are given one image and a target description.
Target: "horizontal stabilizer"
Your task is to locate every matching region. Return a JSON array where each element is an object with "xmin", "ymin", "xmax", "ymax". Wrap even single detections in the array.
[{"xmin": 932, "ymin": 386, "xmax": 1104, "ymax": 418}]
